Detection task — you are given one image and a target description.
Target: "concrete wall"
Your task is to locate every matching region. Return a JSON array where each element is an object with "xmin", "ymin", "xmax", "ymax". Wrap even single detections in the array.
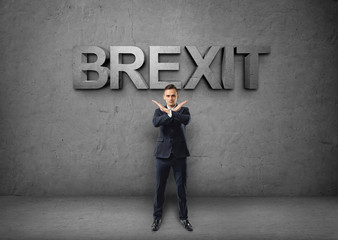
[{"xmin": 0, "ymin": 0, "xmax": 337, "ymax": 196}]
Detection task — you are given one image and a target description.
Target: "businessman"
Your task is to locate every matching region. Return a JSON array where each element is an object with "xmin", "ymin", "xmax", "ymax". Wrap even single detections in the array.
[{"xmin": 151, "ymin": 84, "xmax": 193, "ymax": 232}]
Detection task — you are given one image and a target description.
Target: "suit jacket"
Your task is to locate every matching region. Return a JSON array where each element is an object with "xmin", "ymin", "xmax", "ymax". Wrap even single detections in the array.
[{"xmin": 153, "ymin": 106, "xmax": 191, "ymax": 158}]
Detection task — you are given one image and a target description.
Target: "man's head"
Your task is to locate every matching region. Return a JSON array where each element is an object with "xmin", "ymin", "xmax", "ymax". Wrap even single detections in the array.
[{"xmin": 163, "ymin": 84, "xmax": 179, "ymax": 108}]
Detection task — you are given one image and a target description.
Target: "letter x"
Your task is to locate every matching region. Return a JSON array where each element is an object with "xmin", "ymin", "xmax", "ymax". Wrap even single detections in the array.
[{"xmin": 184, "ymin": 46, "xmax": 222, "ymax": 89}]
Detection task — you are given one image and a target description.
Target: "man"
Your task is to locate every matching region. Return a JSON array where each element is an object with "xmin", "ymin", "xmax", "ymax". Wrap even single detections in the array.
[{"xmin": 151, "ymin": 84, "xmax": 193, "ymax": 232}]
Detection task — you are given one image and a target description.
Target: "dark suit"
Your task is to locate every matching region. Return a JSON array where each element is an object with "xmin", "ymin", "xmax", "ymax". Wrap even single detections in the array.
[{"xmin": 152, "ymin": 106, "xmax": 191, "ymax": 221}]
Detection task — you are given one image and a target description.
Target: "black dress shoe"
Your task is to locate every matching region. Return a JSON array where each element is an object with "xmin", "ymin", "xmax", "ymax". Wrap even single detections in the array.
[
  {"xmin": 180, "ymin": 219, "xmax": 193, "ymax": 231},
  {"xmin": 151, "ymin": 219, "xmax": 162, "ymax": 231}
]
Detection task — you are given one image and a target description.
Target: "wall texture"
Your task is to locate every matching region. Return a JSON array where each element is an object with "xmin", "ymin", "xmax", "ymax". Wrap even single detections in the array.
[{"xmin": 0, "ymin": 0, "xmax": 337, "ymax": 196}]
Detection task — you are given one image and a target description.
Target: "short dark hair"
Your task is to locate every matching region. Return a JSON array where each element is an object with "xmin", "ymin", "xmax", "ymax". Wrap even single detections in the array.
[{"xmin": 164, "ymin": 84, "xmax": 178, "ymax": 93}]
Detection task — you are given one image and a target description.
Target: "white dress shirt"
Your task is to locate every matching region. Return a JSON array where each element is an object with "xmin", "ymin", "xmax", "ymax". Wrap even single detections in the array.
[{"xmin": 166, "ymin": 104, "xmax": 177, "ymax": 118}]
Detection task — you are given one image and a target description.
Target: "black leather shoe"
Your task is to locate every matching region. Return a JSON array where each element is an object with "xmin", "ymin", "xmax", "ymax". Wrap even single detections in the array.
[
  {"xmin": 151, "ymin": 219, "xmax": 162, "ymax": 231},
  {"xmin": 180, "ymin": 219, "xmax": 193, "ymax": 231}
]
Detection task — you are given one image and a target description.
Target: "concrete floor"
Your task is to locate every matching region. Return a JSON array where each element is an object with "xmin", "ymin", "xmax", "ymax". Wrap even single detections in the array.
[{"xmin": 0, "ymin": 196, "xmax": 337, "ymax": 240}]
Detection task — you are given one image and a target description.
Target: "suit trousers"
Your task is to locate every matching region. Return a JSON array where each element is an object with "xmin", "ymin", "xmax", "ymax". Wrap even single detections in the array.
[{"xmin": 153, "ymin": 153, "xmax": 188, "ymax": 220}]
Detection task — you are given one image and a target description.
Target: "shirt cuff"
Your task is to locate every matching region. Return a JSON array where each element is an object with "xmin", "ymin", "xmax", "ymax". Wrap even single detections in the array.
[{"xmin": 168, "ymin": 110, "xmax": 172, "ymax": 118}]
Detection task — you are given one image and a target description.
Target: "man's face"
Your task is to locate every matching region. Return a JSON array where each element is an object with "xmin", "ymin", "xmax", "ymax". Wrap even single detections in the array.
[{"xmin": 163, "ymin": 89, "xmax": 179, "ymax": 108}]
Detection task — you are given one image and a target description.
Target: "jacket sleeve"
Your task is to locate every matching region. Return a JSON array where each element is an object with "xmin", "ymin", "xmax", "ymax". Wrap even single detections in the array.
[
  {"xmin": 152, "ymin": 108, "xmax": 171, "ymax": 127},
  {"xmin": 172, "ymin": 107, "xmax": 191, "ymax": 125}
]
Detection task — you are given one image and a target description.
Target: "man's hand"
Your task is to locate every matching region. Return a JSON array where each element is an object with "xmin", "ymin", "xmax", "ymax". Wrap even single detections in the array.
[
  {"xmin": 172, "ymin": 100, "xmax": 188, "ymax": 112},
  {"xmin": 152, "ymin": 100, "xmax": 170, "ymax": 114}
]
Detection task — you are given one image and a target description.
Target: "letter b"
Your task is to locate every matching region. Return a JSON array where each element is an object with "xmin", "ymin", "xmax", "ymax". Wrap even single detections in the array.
[{"xmin": 72, "ymin": 46, "xmax": 109, "ymax": 89}]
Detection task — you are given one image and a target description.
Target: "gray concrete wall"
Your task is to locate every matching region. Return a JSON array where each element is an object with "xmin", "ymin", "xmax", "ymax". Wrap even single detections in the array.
[{"xmin": 0, "ymin": 0, "xmax": 337, "ymax": 196}]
